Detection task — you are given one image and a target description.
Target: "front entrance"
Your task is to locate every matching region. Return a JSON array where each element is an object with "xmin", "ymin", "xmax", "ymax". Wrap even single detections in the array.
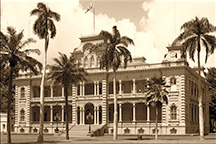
[{"xmin": 85, "ymin": 103, "xmax": 94, "ymax": 124}]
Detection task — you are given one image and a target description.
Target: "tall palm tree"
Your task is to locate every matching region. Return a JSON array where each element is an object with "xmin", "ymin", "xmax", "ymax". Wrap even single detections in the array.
[
  {"xmin": 145, "ymin": 76, "xmax": 169, "ymax": 140},
  {"xmin": 0, "ymin": 26, "xmax": 42, "ymax": 143},
  {"xmin": 30, "ymin": 2, "xmax": 60, "ymax": 142},
  {"xmin": 91, "ymin": 26, "xmax": 134, "ymax": 140},
  {"xmin": 48, "ymin": 52, "xmax": 86, "ymax": 140},
  {"xmin": 173, "ymin": 17, "xmax": 216, "ymax": 138}
]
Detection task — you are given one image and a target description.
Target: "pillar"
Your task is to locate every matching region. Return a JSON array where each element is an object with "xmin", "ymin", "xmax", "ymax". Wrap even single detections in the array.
[
  {"xmin": 62, "ymin": 87, "xmax": 64, "ymax": 97},
  {"xmin": 119, "ymin": 80, "xmax": 122, "ymax": 95},
  {"xmin": 133, "ymin": 79, "xmax": 136, "ymax": 95},
  {"xmin": 94, "ymin": 81, "xmax": 97, "ymax": 95},
  {"xmin": 97, "ymin": 107, "xmax": 99, "ymax": 124},
  {"xmin": 82, "ymin": 107, "xmax": 85, "ymax": 125},
  {"xmin": 94, "ymin": 107, "xmax": 97, "ymax": 124},
  {"xmin": 119, "ymin": 103, "xmax": 122, "ymax": 122},
  {"xmin": 50, "ymin": 105, "xmax": 53, "ymax": 123},
  {"xmin": 50, "ymin": 85, "xmax": 53, "ymax": 98},
  {"xmin": 61, "ymin": 105, "xmax": 64, "ymax": 122},
  {"xmin": 147, "ymin": 105, "xmax": 150, "ymax": 121},
  {"xmin": 83, "ymin": 82, "xmax": 85, "ymax": 96},
  {"xmin": 80, "ymin": 82, "xmax": 82, "ymax": 96},
  {"xmin": 97, "ymin": 81, "xmax": 99, "ymax": 95},
  {"xmin": 80, "ymin": 107, "xmax": 83, "ymax": 124},
  {"xmin": 133, "ymin": 103, "xmax": 136, "ymax": 122}
]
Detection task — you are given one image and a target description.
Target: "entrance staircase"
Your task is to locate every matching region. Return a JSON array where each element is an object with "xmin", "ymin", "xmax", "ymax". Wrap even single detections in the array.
[{"xmin": 61, "ymin": 125, "xmax": 104, "ymax": 137}]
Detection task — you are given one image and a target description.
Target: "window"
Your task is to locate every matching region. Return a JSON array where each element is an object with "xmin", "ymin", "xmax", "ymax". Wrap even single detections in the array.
[
  {"xmin": 191, "ymin": 106, "xmax": 193, "ymax": 121},
  {"xmin": 20, "ymin": 109, "xmax": 25, "ymax": 121},
  {"xmin": 170, "ymin": 104, "xmax": 177, "ymax": 120},
  {"xmin": 21, "ymin": 87, "xmax": 25, "ymax": 98},
  {"xmin": 90, "ymin": 56, "xmax": 94, "ymax": 68},
  {"xmin": 33, "ymin": 86, "xmax": 40, "ymax": 98},
  {"xmin": 170, "ymin": 76, "xmax": 176, "ymax": 85},
  {"xmin": 84, "ymin": 57, "xmax": 88, "ymax": 68}
]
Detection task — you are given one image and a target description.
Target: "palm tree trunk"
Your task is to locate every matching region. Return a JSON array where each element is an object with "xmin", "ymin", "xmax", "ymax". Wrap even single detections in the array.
[
  {"xmin": 197, "ymin": 50, "xmax": 204, "ymax": 139},
  {"xmin": 64, "ymin": 84, "xmax": 69, "ymax": 140},
  {"xmin": 155, "ymin": 106, "xmax": 158, "ymax": 140},
  {"xmin": 113, "ymin": 72, "xmax": 118, "ymax": 140},
  {"xmin": 106, "ymin": 71, "xmax": 109, "ymax": 123},
  {"xmin": 7, "ymin": 66, "xmax": 13, "ymax": 144},
  {"xmin": 37, "ymin": 38, "xmax": 48, "ymax": 142}
]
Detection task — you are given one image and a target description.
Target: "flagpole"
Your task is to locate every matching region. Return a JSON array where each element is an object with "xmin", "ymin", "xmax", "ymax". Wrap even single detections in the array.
[{"xmin": 93, "ymin": 0, "xmax": 95, "ymax": 34}]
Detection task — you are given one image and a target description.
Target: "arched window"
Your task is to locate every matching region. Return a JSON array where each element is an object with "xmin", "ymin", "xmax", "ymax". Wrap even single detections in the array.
[
  {"xmin": 90, "ymin": 56, "xmax": 94, "ymax": 68},
  {"xmin": 170, "ymin": 76, "xmax": 176, "ymax": 85},
  {"xmin": 21, "ymin": 87, "xmax": 25, "ymax": 98},
  {"xmin": 84, "ymin": 57, "xmax": 88, "ymax": 68},
  {"xmin": 170, "ymin": 104, "xmax": 177, "ymax": 120},
  {"xmin": 20, "ymin": 109, "xmax": 25, "ymax": 121}
]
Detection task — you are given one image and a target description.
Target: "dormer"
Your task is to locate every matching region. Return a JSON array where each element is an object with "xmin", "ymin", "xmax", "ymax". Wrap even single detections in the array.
[
  {"xmin": 162, "ymin": 40, "xmax": 186, "ymax": 63},
  {"xmin": 73, "ymin": 35, "xmax": 105, "ymax": 69}
]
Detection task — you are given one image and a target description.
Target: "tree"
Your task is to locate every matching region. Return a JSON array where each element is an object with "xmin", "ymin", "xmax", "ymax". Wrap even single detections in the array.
[
  {"xmin": 30, "ymin": 2, "xmax": 61, "ymax": 142},
  {"xmin": 91, "ymin": 26, "xmax": 134, "ymax": 140},
  {"xmin": 145, "ymin": 76, "xmax": 169, "ymax": 140},
  {"xmin": 48, "ymin": 52, "xmax": 86, "ymax": 140},
  {"xmin": 205, "ymin": 67, "xmax": 216, "ymax": 132},
  {"xmin": 0, "ymin": 26, "xmax": 42, "ymax": 143},
  {"xmin": 173, "ymin": 17, "xmax": 216, "ymax": 138}
]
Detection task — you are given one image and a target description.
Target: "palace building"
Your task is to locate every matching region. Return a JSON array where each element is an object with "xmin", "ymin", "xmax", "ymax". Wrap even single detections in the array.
[{"xmin": 14, "ymin": 35, "xmax": 210, "ymax": 136}]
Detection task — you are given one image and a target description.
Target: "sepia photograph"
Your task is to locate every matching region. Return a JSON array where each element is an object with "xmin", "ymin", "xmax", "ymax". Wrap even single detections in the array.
[{"xmin": 0, "ymin": 0, "xmax": 216, "ymax": 143}]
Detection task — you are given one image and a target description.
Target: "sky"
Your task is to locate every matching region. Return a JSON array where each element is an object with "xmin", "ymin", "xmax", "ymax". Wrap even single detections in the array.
[{"xmin": 1, "ymin": 0, "xmax": 216, "ymax": 69}]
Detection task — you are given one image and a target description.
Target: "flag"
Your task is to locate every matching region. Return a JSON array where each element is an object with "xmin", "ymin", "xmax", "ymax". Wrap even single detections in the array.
[{"xmin": 85, "ymin": 2, "xmax": 93, "ymax": 13}]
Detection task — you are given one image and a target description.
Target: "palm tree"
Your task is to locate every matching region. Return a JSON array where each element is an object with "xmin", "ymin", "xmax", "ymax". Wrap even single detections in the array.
[
  {"xmin": 173, "ymin": 17, "xmax": 216, "ymax": 138},
  {"xmin": 48, "ymin": 52, "xmax": 86, "ymax": 140},
  {"xmin": 145, "ymin": 76, "xmax": 169, "ymax": 140},
  {"xmin": 91, "ymin": 26, "xmax": 134, "ymax": 140},
  {"xmin": 0, "ymin": 26, "xmax": 42, "ymax": 143},
  {"xmin": 30, "ymin": 2, "xmax": 60, "ymax": 142}
]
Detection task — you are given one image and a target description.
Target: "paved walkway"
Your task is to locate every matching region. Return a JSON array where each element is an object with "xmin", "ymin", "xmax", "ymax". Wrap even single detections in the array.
[
  {"xmin": 1, "ymin": 133, "xmax": 216, "ymax": 144},
  {"xmin": 53, "ymin": 133, "xmax": 216, "ymax": 144}
]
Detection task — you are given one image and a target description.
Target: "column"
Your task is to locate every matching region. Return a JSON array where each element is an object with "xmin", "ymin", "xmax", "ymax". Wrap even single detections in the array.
[
  {"xmin": 80, "ymin": 107, "xmax": 83, "ymax": 124},
  {"xmin": 97, "ymin": 81, "xmax": 99, "ymax": 95},
  {"xmin": 50, "ymin": 85, "xmax": 53, "ymax": 98},
  {"xmin": 94, "ymin": 107, "xmax": 97, "ymax": 124},
  {"xmin": 82, "ymin": 107, "xmax": 85, "ymax": 125},
  {"xmin": 119, "ymin": 103, "xmax": 122, "ymax": 122},
  {"xmin": 80, "ymin": 82, "xmax": 82, "ymax": 96},
  {"xmin": 133, "ymin": 79, "xmax": 136, "ymax": 95},
  {"xmin": 119, "ymin": 80, "xmax": 122, "ymax": 95},
  {"xmin": 133, "ymin": 103, "xmax": 136, "ymax": 122},
  {"xmin": 62, "ymin": 87, "xmax": 64, "ymax": 97},
  {"xmin": 83, "ymin": 82, "xmax": 85, "ymax": 96},
  {"xmin": 50, "ymin": 105, "xmax": 53, "ymax": 123},
  {"xmin": 61, "ymin": 105, "xmax": 64, "ymax": 122},
  {"xmin": 94, "ymin": 82, "xmax": 97, "ymax": 96},
  {"xmin": 147, "ymin": 105, "xmax": 150, "ymax": 121},
  {"xmin": 97, "ymin": 107, "xmax": 99, "ymax": 124}
]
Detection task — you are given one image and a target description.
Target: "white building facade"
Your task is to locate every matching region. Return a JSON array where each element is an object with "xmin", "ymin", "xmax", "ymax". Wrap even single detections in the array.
[{"xmin": 14, "ymin": 35, "xmax": 210, "ymax": 135}]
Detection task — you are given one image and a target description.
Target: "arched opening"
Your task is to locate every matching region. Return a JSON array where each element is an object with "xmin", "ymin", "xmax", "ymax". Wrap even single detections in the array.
[
  {"xmin": 122, "ymin": 103, "xmax": 132, "ymax": 122},
  {"xmin": 99, "ymin": 106, "xmax": 102, "ymax": 124},
  {"xmin": 170, "ymin": 104, "xmax": 177, "ymax": 120},
  {"xmin": 77, "ymin": 107, "xmax": 80, "ymax": 124},
  {"xmin": 85, "ymin": 103, "xmax": 94, "ymax": 124},
  {"xmin": 90, "ymin": 56, "xmax": 94, "ymax": 68},
  {"xmin": 21, "ymin": 87, "xmax": 25, "ymax": 98},
  {"xmin": 136, "ymin": 102, "xmax": 147, "ymax": 121},
  {"xmin": 84, "ymin": 57, "xmax": 88, "ymax": 68},
  {"xmin": 20, "ymin": 109, "xmax": 25, "ymax": 121}
]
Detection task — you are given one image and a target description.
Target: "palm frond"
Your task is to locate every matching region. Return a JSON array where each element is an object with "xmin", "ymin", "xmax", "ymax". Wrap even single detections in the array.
[{"xmin": 99, "ymin": 30, "xmax": 112, "ymax": 42}]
